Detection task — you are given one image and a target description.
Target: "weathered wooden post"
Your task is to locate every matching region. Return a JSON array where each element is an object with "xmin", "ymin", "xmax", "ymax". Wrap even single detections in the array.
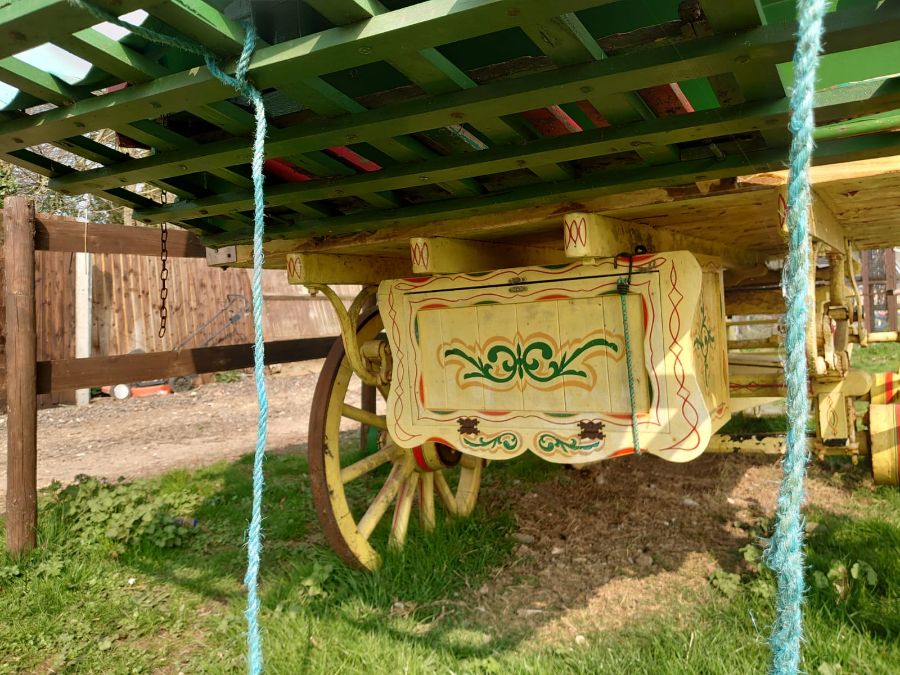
[{"xmin": 4, "ymin": 196, "xmax": 38, "ymax": 555}]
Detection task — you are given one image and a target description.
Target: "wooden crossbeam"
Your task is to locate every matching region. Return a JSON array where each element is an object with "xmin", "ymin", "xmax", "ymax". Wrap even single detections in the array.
[
  {"xmin": 519, "ymin": 11, "xmax": 678, "ymax": 164},
  {"xmin": 131, "ymin": 82, "xmax": 900, "ymax": 224},
  {"xmin": 409, "ymin": 237, "xmax": 566, "ymax": 274},
  {"xmin": 31, "ymin": 215, "xmax": 207, "ymax": 258},
  {"xmin": 44, "ymin": 9, "xmax": 900, "ymax": 195},
  {"xmin": 0, "ymin": 0, "xmax": 166, "ymax": 60},
  {"xmin": 562, "ymin": 212, "xmax": 763, "ymax": 269},
  {"xmin": 285, "ymin": 252, "xmax": 411, "ymax": 285},
  {"xmin": 202, "ymin": 130, "xmax": 900, "ymax": 246},
  {"xmin": 35, "ymin": 337, "xmax": 335, "ymax": 394}
]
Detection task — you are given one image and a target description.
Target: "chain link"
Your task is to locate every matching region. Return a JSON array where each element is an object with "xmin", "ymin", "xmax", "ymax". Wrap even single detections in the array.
[{"xmin": 158, "ymin": 221, "xmax": 169, "ymax": 338}]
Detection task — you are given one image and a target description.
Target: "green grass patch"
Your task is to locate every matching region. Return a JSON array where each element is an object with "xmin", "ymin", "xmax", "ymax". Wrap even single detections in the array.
[
  {"xmin": 853, "ymin": 342, "xmax": 900, "ymax": 374},
  {"xmin": 2, "ymin": 455, "xmax": 899, "ymax": 673}
]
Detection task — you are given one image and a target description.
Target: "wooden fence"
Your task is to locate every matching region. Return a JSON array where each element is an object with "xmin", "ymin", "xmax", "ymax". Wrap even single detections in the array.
[{"xmin": 0, "ymin": 215, "xmax": 354, "ymax": 407}]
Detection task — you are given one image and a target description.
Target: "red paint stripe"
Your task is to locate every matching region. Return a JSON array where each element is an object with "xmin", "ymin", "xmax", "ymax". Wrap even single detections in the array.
[
  {"xmin": 413, "ymin": 446, "xmax": 431, "ymax": 472},
  {"xmin": 327, "ymin": 146, "xmax": 382, "ymax": 172},
  {"xmin": 886, "ymin": 372, "xmax": 895, "ymax": 404},
  {"xmin": 521, "ymin": 105, "xmax": 583, "ymax": 137},
  {"xmin": 264, "ymin": 158, "xmax": 313, "ymax": 182},
  {"xmin": 895, "ymin": 404, "xmax": 900, "ymax": 482},
  {"xmin": 575, "ymin": 100, "xmax": 610, "ymax": 128},
  {"xmin": 637, "ymin": 83, "xmax": 694, "ymax": 117}
]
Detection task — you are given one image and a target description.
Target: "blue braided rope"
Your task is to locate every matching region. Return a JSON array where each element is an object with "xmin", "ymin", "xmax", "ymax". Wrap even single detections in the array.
[
  {"xmin": 67, "ymin": 3, "xmax": 269, "ymax": 673},
  {"xmin": 765, "ymin": 1, "xmax": 827, "ymax": 674},
  {"xmin": 618, "ymin": 290, "xmax": 641, "ymax": 455}
]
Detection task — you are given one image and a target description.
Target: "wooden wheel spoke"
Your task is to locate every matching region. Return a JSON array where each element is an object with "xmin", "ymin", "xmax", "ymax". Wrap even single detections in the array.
[
  {"xmin": 341, "ymin": 444, "xmax": 402, "ymax": 484},
  {"xmin": 357, "ymin": 459, "xmax": 413, "ymax": 540},
  {"xmin": 389, "ymin": 472, "xmax": 419, "ymax": 549},
  {"xmin": 434, "ymin": 471, "xmax": 459, "ymax": 518},
  {"xmin": 418, "ymin": 472, "xmax": 436, "ymax": 531},
  {"xmin": 342, "ymin": 403, "xmax": 387, "ymax": 430}
]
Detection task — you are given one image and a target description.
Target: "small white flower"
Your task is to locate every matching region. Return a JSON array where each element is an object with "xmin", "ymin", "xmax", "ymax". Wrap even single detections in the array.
[{"xmin": 127, "ymin": 577, "xmax": 136, "ymax": 586}]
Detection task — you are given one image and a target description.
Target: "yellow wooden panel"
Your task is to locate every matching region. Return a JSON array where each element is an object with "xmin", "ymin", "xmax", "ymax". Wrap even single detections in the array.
[
  {"xmin": 474, "ymin": 304, "xmax": 524, "ymax": 412},
  {"xmin": 600, "ymin": 293, "xmax": 650, "ymax": 414},
  {"xmin": 516, "ymin": 299, "xmax": 566, "ymax": 413},
  {"xmin": 817, "ymin": 389, "xmax": 849, "ymax": 440},
  {"xmin": 415, "ymin": 308, "xmax": 448, "ymax": 410},
  {"xmin": 439, "ymin": 306, "xmax": 484, "ymax": 411},
  {"xmin": 692, "ymin": 266, "xmax": 730, "ymax": 428},
  {"xmin": 558, "ymin": 297, "xmax": 611, "ymax": 413}
]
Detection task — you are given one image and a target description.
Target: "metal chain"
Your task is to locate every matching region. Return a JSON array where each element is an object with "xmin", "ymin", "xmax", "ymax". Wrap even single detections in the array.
[{"xmin": 158, "ymin": 221, "xmax": 169, "ymax": 338}]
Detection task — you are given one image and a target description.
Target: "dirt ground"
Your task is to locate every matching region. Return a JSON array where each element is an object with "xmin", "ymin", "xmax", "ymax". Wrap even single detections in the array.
[
  {"xmin": 0, "ymin": 361, "xmax": 336, "ymax": 505},
  {"xmin": 474, "ymin": 452, "xmax": 862, "ymax": 642}
]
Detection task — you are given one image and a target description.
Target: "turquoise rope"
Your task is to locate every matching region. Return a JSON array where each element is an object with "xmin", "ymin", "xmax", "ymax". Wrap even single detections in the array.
[
  {"xmin": 618, "ymin": 289, "xmax": 641, "ymax": 455},
  {"xmin": 766, "ymin": 1, "xmax": 827, "ymax": 674},
  {"xmin": 67, "ymin": 3, "xmax": 269, "ymax": 672}
]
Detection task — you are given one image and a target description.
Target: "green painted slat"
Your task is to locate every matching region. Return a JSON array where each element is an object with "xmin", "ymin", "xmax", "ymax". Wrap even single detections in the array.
[
  {"xmin": 146, "ymin": 0, "xmax": 253, "ymax": 56},
  {"xmin": 53, "ymin": 28, "xmax": 169, "ymax": 83},
  {"xmin": 0, "ymin": 0, "xmax": 670, "ymax": 149},
  {"xmin": 0, "ymin": 0, "xmax": 167, "ymax": 60},
  {"xmin": 519, "ymin": 11, "xmax": 678, "ymax": 163},
  {"xmin": 132, "ymin": 80, "xmax": 900, "ymax": 223},
  {"xmin": 303, "ymin": 0, "xmax": 381, "ymax": 24},
  {"xmin": 0, "ymin": 57, "xmax": 87, "ymax": 106},
  {"xmin": 202, "ymin": 131, "xmax": 900, "ymax": 245},
  {"xmin": 46, "ymin": 9, "xmax": 900, "ymax": 195},
  {"xmin": 701, "ymin": 0, "xmax": 789, "ymax": 147}
]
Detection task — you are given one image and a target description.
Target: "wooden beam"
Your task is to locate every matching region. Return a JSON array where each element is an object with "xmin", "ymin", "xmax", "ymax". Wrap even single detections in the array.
[
  {"xmin": 53, "ymin": 26, "xmax": 900, "ymax": 198},
  {"xmin": 409, "ymin": 237, "xmax": 566, "ymax": 274},
  {"xmin": 286, "ymin": 252, "xmax": 411, "ymax": 285},
  {"xmin": 562, "ymin": 212, "xmax": 762, "ymax": 269},
  {"xmin": 12, "ymin": 5, "xmax": 895, "ymax": 163},
  {"xmin": 203, "ymin": 130, "xmax": 899, "ymax": 246},
  {"xmin": 0, "ymin": 0, "xmax": 167, "ymax": 60},
  {"xmin": 36, "ymin": 337, "xmax": 335, "ymax": 395},
  {"xmin": 4, "ymin": 196, "xmax": 37, "ymax": 556},
  {"xmin": 130, "ymin": 79, "xmax": 900, "ymax": 224},
  {"xmin": 775, "ymin": 185, "xmax": 847, "ymax": 252},
  {"xmin": 31, "ymin": 215, "xmax": 207, "ymax": 257}
]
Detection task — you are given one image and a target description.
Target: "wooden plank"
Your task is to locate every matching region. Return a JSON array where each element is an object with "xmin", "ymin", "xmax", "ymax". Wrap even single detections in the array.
[
  {"xmin": 54, "ymin": 24, "xmax": 900, "ymax": 197},
  {"xmin": 147, "ymin": 0, "xmax": 252, "ymax": 56},
  {"xmin": 0, "ymin": 0, "xmax": 166, "ymax": 60},
  {"xmin": 562, "ymin": 212, "xmax": 762, "ymax": 269},
  {"xmin": 32, "ymin": 215, "xmax": 207, "ymax": 257},
  {"xmin": 12, "ymin": 3, "xmax": 897, "ymax": 157},
  {"xmin": 4, "ymin": 196, "xmax": 37, "ymax": 555},
  {"xmin": 200, "ymin": 130, "xmax": 900, "ymax": 249},
  {"xmin": 129, "ymin": 80, "xmax": 900, "ymax": 224},
  {"xmin": 286, "ymin": 252, "xmax": 411, "ymax": 285},
  {"xmin": 36, "ymin": 337, "xmax": 335, "ymax": 394},
  {"xmin": 409, "ymin": 237, "xmax": 566, "ymax": 274}
]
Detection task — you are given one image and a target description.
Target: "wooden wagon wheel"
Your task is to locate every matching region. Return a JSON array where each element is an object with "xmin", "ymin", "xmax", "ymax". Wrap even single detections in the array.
[{"xmin": 308, "ymin": 307, "xmax": 483, "ymax": 570}]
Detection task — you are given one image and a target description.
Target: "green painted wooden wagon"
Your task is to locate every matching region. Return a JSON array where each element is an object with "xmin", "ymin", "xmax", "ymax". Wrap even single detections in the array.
[{"xmin": 2, "ymin": 0, "xmax": 899, "ymax": 569}]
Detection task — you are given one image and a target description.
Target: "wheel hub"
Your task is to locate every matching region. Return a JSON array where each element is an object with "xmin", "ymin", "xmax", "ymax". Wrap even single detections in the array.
[{"xmin": 412, "ymin": 443, "xmax": 461, "ymax": 472}]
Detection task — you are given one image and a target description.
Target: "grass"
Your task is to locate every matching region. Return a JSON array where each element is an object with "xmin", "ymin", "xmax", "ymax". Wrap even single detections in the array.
[
  {"xmin": 853, "ymin": 342, "xmax": 900, "ymax": 374},
  {"xmin": 2, "ymin": 452, "xmax": 899, "ymax": 674}
]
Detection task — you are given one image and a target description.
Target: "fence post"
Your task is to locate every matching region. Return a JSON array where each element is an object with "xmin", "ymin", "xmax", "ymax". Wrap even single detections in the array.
[{"xmin": 4, "ymin": 196, "xmax": 38, "ymax": 556}]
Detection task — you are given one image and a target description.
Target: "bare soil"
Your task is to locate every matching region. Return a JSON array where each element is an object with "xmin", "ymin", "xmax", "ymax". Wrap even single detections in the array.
[
  {"xmin": 0, "ymin": 361, "xmax": 333, "ymax": 505},
  {"xmin": 474, "ymin": 453, "xmax": 864, "ymax": 642}
]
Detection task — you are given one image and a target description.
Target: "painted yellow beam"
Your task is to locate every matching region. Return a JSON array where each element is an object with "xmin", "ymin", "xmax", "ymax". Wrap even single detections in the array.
[
  {"xmin": 562, "ymin": 212, "xmax": 763, "ymax": 269},
  {"xmin": 409, "ymin": 237, "xmax": 566, "ymax": 274},
  {"xmin": 286, "ymin": 252, "xmax": 411, "ymax": 285}
]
